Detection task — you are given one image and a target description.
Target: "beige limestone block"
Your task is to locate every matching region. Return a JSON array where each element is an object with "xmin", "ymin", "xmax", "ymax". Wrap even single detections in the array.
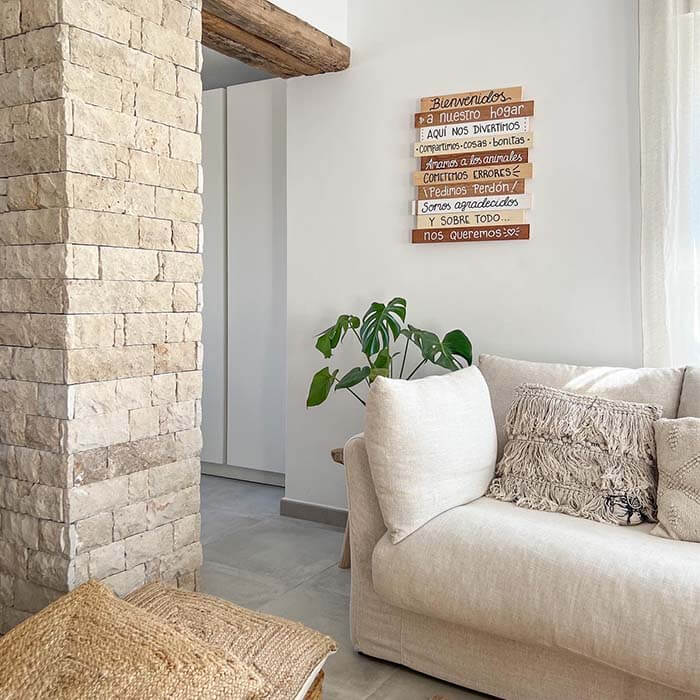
[
  {"xmin": 101, "ymin": 246, "xmax": 159, "ymax": 281},
  {"xmin": 177, "ymin": 371, "xmax": 202, "ymax": 402},
  {"xmin": 7, "ymin": 173, "xmax": 68, "ymax": 210},
  {"xmin": 64, "ymin": 410, "xmax": 130, "ymax": 452},
  {"xmin": 63, "ymin": 62, "xmax": 122, "ymax": 112},
  {"xmin": 154, "ymin": 342, "xmax": 196, "ymax": 374},
  {"xmin": 30, "ymin": 313, "xmax": 69, "ymax": 349},
  {"xmin": 162, "ymin": 0, "xmax": 192, "ymax": 34},
  {"xmin": 67, "ymin": 474, "xmax": 129, "ymax": 522},
  {"xmin": 69, "ymin": 27, "xmax": 153, "ymax": 84},
  {"xmin": 174, "ymin": 427, "xmax": 201, "ymax": 460},
  {"xmin": 0, "ymin": 279, "xmax": 66, "ymax": 313},
  {"xmin": 139, "ymin": 217, "xmax": 172, "ymax": 250},
  {"xmin": 64, "ymin": 136, "xmax": 117, "ymax": 178},
  {"xmin": 129, "ymin": 149, "xmax": 160, "ymax": 186},
  {"xmin": 102, "ymin": 563, "xmax": 145, "ymax": 597},
  {"xmin": 25, "ymin": 415, "xmax": 61, "ymax": 451},
  {"xmin": 65, "ymin": 209, "xmax": 139, "ymax": 247},
  {"xmin": 141, "ymin": 20, "xmax": 196, "ymax": 69},
  {"xmin": 113, "ymin": 501, "xmax": 147, "ymax": 540},
  {"xmin": 0, "ymin": 572, "xmax": 16, "ymax": 606},
  {"xmin": 32, "ymin": 62, "xmax": 63, "ymax": 102},
  {"xmin": 67, "ymin": 552, "xmax": 89, "ymax": 588},
  {"xmin": 0, "ymin": 509, "xmax": 39, "ymax": 549},
  {"xmin": 0, "ymin": 136, "xmax": 62, "ymax": 177},
  {"xmin": 0, "ymin": 540, "xmax": 28, "ymax": 580},
  {"xmin": 151, "ymin": 372, "xmax": 176, "ymax": 405},
  {"xmin": 62, "ymin": 0, "xmax": 132, "ymax": 45},
  {"xmin": 0, "ymin": 209, "xmax": 63, "ymax": 245},
  {"xmin": 20, "ymin": 0, "xmax": 60, "ymax": 32},
  {"xmin": 7, "ymin": 446, "xmax": 68, "ymax": 488},
  {"xmin": 165, "ymin": 312, "xmax": 201, "ymax": 343},
  {"xmin": 148, "ymin": 457, "xmax": 199, "ymax": 498},
  {"xmin": 13, "ymin": 579, "xmax": 63, "ymax": 613},
  {"xmin": 0, "ymin": 69, "xmax": 34, "ymax": 110},
  {"xmin": 68, "ymin": 245, "xmax": 99, "ymax": 279},
  {"xmin": 89, "ymin": 540, "xmax": 125, "ymax": 579},
  {"xmin": 11, "ymin": 347, "xmax": 64, "ymax": 383},
  {"xmin": 176, "ymin": 66, "xmax": 201, "ymax": 101},
  {"xmin": 0, "ymin": 313, "xmax": 31, "ymax": 346},
  {"xmin": 38, "ymin": 519, "xmax": 72, "ymax": 556},
  {"xmin": 154, "ymin": 58, "xmax": 177, "ymax": 94},
  {"xmin": 0, "ymin": 0, "xmax": 21, "ymax": 38},
  {"xmin": 147, "ymin": 484, "xmax": 199, "ymax": 529},
  {"xmin": 4, "ymin": 26, "xmax": 66, "ymax": 72},
  {"xmin": 160, "ymin": 541, "xmax": 201, "ymax": 579},
  {"xmin": 65, "ymin": 314, "xmax": 117, "ymax": 349},
  {"xmin": 124, "ymin": 523, "xmax": 172, "ymax": 568},
  {"xmin": 0, "ymin": 379, "xmax": 38, "ymax": 414},
  {"xmin": 27, "ymin": 550, "xmax": 69, "ymax": 591},
  {"xmin": 124, "ymin": 313, "xmax": 166, "ymax": 345},
  {"xmin": 171, "ymin": 221, "xmax": 198, "ymax": 252},
  {"xmin": 0, "ymin": 244, "xmax": 68, "ymax": 279},
  {"xmin": 172, "ymin": 282, "xmax": 197, "ymax": 312},
  {"xmin": 128, "ymin": 470, "xmax": 148, "ymax": 503},
  {"xmin": 136, "ymin": 85, "xmax": 197, "ymax": 131},
  {"xmin": 0, "ymin": 111, "xmax": 12, "ymax": 144},
  {"xmin": 135, "ymin": 118, "xmax": 170, "ymax": 155},
  {"xmin": 173, "ymin": 513, "xmax": 200, "ymax": 549},
  {"xmin": 65, "ymin": 345, "xmax": 153, "ymax": 383},
  {"xmin": 6, "ymin": 480, "xmax": 64, "ymax": 521},
  {"xmin": 12, "ymin": 100, "xmax": 71, "ymax": 140},
  {"xmin": 107, "ymin": 433, "xmax": 177, "ymax": 477},
  {"xmin": 169, "ymin": 128, "xmax": 200, "ymax": 163},
  {"xmin": 65, "ymin": 280, "xmax": 171, "ymax": 314},
  {"xmin": 158, "ymin": 157, "xmax": 198, "ymax": 192},
  {"xmin": 159, "ymin": 251, "xmax": 202, "ymax": 282},
  {"xmin": 74, "ymin": 512, "xmax": 113, "ymax": 554},
  {"xmin": 69, "ymin": 173, "xmax": 155, "ymax": 216},
  {"xmin": 71, "ymin": 380, "xmax": 118, "ymax": 418},
  {"xmin": 155, "ymin": 187, "xmax": 201, "ymax": 222},
  {"xmin": 37, "ymin": 383, "xmax": 70, "ymax": 419},
  {"xmin": 115, "ymin": 376, "xmax": 152, "ymax": 410},
  {"xmin": 71, "ymin": 447, "xmax": 108, "ymax": 486},
  {"xmin": 129, "ymin": 405, "xmax": 160, "ymax": 441}
]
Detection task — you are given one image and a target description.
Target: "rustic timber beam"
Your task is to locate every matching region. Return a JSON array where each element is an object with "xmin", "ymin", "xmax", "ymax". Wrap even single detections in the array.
[{"xmin": 202, "ymin": 0, "xmax": 351, "ymax": 78}]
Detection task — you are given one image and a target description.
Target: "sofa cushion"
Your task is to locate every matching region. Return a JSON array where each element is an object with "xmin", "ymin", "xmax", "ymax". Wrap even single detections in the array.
[
  {"xmin": 365, "ymin": 367, "xmax": 496, "ymax": 543},
  {"xmin": 372, "ymin": 497, "xmax": 700, "ymax": 695},
  {"xmin": 479, "ymin": 354, "xmax": 684, "ymax": 456},
  {"xmin": 678, "ymin": 367, "xmax": 700, "ymax": 417}
]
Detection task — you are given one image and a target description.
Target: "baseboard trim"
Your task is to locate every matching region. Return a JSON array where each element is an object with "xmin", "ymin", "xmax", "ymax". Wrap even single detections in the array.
[
  {"xmin": 201, "ymin": 462, "xmax": 285, "ymax": 487},
  {"xmin": 280, "ymin": 497, "xmax": 348, "ymax": 528}
]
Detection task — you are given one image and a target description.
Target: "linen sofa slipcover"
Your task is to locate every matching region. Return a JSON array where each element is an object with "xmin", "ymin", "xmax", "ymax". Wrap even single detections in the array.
[{"xmin": 346, "ymin": 357, "xmax": 700, "ymax": 699}]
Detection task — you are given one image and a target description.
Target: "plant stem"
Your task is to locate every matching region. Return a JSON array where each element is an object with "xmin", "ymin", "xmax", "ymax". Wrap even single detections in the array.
[
  {"xmin": 399, "ymin": 335, "xmax": 410, "ymax": 379},
  {"xmin": 350, "ymin": 327, "xmax": 372, "ymax": 386},
  {"xmin": 346, "ymin": 387, "xmax": 366, "ymax": 405},
  {"xmin": 406, "ymin": 358, "xmax": 428, "ymax": 380}
]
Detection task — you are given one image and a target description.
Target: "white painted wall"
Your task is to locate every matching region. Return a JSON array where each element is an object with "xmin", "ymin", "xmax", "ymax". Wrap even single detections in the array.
[
  {"xmin": 201, "ymin": 81, "xmax": 287, "ymax": 478},
  {"xmin": 274, "ymin": 0, "xmax": 348, "ymax": 43},
  {"xmin": 285, "ymin": 0, "xmax": 642, "ymax": 509}
]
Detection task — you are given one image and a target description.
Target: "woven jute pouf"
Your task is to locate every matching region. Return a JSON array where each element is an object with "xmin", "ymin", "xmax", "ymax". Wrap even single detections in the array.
[
  {"xmin": 126, "ymin": 583, "xmax": 336, "ymax": 700},
  {"xmin": 0, "ymin": 581, "xmax": 265, "ymax": 700}
]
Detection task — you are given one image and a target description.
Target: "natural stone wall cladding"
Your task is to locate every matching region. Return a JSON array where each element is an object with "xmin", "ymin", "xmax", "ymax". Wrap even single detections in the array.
[{"xmin": 0, "ymin": 0, "xmax": 203, "ymax": 631}]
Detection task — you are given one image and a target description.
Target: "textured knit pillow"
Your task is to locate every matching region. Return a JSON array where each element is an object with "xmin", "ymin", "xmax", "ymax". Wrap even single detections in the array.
[
  {"xmin": 365, "ymin": 367, "xmax": 497, "ymax": 543},
  {"xmin": 0, "ymin": 580, "xmax": 264, "ymax": 700},
  {"xmin": 488, "ymin": 383, "xmax": 662, "ymax": 525},
  {"xmin": 651, "ymin": 417, "xmax": 700, "ymax": 541},
  {"xmin": 126, "ymin": 583, "xmax": 337, "ymax": 700}
]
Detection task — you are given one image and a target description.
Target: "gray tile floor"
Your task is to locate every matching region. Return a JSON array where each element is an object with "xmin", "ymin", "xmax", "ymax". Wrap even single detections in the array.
[{"xmin": 199, "ymin": 475, "xmax": 485, "ymax": 700}]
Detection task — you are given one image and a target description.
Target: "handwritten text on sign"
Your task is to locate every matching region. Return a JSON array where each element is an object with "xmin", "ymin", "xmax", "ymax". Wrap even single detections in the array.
[
  {"xmin": 414, "ymin": 131, "xmax": 533, "ymax": 157},
  {"xmin": 413, "ymin": 194, "xmax": 532, "ymax": 215},
  {"xmin": 416, "ymin": 210, "xmax": 526, "ymax": 228},
  {"xmin": 420, "ymin": 117, "xmax": 529, "ymax": 141},
  {"xmin": 412, "ymin": 224, "xmax": 530, "ymax": 244},
  {"xmin": 417, "ymin": 179, "xmax": 525, "ymax": 200},
  {"xmin": 420, "ymin": 148, "xmax": 528, "ymax": 171},
  {"xmin": 415, "ymin": 101, "xmax": 534, "ymax": 128},
  {"xmin": 420, "ymin": 86, "xmax": 523, "ymax": 112},
  {"xmin": 413, "ymin": 162, "xmax": 533, "ymax": 186}
]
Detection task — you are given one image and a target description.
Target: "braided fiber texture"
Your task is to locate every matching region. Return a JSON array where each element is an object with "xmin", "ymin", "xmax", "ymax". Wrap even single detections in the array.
[
  {"xmin": 0, "ymin": 581, "xmax": 265, "ymax": 699},
  {"xmin": 126, "ymin": 583, "xmax": 336, "ymax": 700},
  {"xmin": 488, "ymin": 383, "xmax": 662, "ymax": 525}
]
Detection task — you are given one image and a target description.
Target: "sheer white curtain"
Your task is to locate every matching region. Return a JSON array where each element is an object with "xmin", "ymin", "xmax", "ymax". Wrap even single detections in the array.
[{"xmin": 640, "ymin": 0, "xmax": 700, "ymax": 366}]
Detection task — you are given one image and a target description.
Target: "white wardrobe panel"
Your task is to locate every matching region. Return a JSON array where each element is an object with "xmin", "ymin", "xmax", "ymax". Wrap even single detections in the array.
[
  {"xmin": 226, "ymin": 80, "xmax": 287, "ymax": 474},
  {"xmin": 201, "ymin": 89, "xmax": 228, "ymax": 465}
]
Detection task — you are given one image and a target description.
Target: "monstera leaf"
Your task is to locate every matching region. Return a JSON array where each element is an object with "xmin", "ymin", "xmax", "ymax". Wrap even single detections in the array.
[
  {"xmin": 306, "ymin": 367, "xmax": 339, "ymax": 407},
  {"xmin": 359, "ymin": 297, "xmax": 406, "ymax": 355},
  {"xmin": 369, "ymin": 347, "xmax": 393, "ymax": 382},
  {"xmin": 402, "ymin": 325, "xmax": 472, "ymax": 370},
  {"xmin": 315, "ymin": 314, "xmax": 360, "ymax": 358},
  {"xmin": 335, "ymin": 366, "xmax": 370, "ymax": 391}
]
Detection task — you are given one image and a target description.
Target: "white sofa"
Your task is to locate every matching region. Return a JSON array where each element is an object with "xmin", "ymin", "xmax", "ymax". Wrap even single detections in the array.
[{"xmin": 345, "ymin": 355, "xmax": 700, "ymax": 700}]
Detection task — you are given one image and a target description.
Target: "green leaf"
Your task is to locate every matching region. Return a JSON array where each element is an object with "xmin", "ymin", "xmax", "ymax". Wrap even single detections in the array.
[
  {"xmin": 306, "ymin": 367, "xmax": 339, "ymax": 407},
  {"xmin": 369, "ymin": 366, "xmax": 390, "ymax": 382},
  {"xmin": 373, "ymin": 347, "xmax": 392, "ymax": 369},
  {"xmin": 335, "ymin": 366, "xmax": 370, "ymax": 390},
  {"xmin": 403, "ymin": 325, "xmax": 472, "ymax": 371},
  {"xmin": 359, "ymin": 297, "xmax": 407, "ymax": 356},
  {"xmin": 315, "ymin": 314, "xmax": 361, "ymax": 358}
]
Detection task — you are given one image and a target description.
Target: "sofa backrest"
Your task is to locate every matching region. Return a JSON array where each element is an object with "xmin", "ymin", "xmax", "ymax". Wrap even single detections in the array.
[
  {"xmin": 478, "ymin": 354, "xmax": 685, "ymax": 458},
  {"xmin": 678, "ymin": 367, "xmax": 700, "ymax": 418}
]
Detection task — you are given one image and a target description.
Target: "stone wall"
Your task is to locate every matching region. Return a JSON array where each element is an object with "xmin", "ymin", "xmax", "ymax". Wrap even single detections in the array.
[{"xmin": 0, "ymin": 0, "xmax": 203, "ymax": 631}]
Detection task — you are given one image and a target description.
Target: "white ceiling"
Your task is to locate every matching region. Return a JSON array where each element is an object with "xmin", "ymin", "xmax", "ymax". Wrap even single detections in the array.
[{"xmin": 202, "ymin": 46, "xmax": 274, "ymax": 90}]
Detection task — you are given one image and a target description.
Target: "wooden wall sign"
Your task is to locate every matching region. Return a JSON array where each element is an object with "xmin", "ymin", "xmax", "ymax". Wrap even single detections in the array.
[{"xmin": 412, "ymin": 86, "xmax": 533, "ymax": 245}]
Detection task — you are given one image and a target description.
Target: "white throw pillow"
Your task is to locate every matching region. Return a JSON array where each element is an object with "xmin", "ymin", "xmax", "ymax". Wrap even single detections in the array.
[{"xmin": 365, "ymin": 367, "xmax": 497, "ymax": 543}]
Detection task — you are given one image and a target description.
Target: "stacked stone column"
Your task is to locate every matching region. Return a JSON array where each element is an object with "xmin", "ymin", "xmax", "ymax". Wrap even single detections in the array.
[{"xmin": 0, "ymin": 0, "xmax": 203, "ymax": 631}]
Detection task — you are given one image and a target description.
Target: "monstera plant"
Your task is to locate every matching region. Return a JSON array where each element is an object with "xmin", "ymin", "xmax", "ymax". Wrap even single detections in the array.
[{"xmin": 306, "ymin": 297, "xmax": 472, "ymax": 407}]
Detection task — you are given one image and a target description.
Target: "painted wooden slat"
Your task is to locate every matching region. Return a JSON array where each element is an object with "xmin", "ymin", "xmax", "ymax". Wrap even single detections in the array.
[
  {"xmin": 414, "ymin": 131, "xmax": 533, "ymax": 157},
  {"xmin": 414, "ymin": 162, "xmax": 533, "ymax": 186},
  {"xmin": 419, "ymin": 116, "xmax": 529, "ymax": 142},
  {"xmin": 420, "ymin": 86, "xmax": 523, "ymax": 112},
  {"xmin": 420, "ymin": 147, "xmax": 528, "ymax": 171},
  {"xmin": 416, "ymin": 179, "xmax": 526, "ymax": 200},
  {"xmin": 412, "ymin": 224, "xmax": 530, "ymax": 244},
  {"xmin": 415, "ymin": 100, "xmax": 534, "ymax": 128},
  {"xmin": 412, "ymin": 193, "xmax": 531, "ymax": 216},
  {"xmin": 415, "ymin": 210, "xmax": 526, "ymax": 228}
]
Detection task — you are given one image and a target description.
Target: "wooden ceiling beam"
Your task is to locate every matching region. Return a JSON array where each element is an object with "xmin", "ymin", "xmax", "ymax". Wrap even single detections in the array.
[{"xmin": 202, "ymin": 0, "xmax": 351, "ymax": 79}]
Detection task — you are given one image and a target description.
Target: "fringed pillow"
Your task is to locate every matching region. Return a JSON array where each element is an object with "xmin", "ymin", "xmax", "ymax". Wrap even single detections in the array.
[{"xmin": 488, "ymin": 383, "xmax": 662, "ymax": 525}]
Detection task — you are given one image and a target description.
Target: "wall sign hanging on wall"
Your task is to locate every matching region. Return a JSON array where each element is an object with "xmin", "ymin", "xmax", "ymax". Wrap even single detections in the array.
[{"xmin": 411, "ymin": 86, "xmax": 533, "ymax": 244}]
